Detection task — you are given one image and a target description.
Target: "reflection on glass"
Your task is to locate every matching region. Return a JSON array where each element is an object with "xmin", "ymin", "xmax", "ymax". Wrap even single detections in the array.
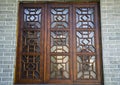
[
  {"xmin": 50, "ymin": 56, "xmax": 69, "ymax": 79},
  {"xmin": 22, "ymin": 31, "xmax": 40, "ymax": 53},
  {"xmin": 76, "ymin": 8, "xmax": 94, "ymax": 29},
  {"xmin": 51, "ymin": 31, "xmax": 69, "ymax": 53},
  {"xmin": 76, "ymin": 31, "xmax": 95, "ymax": 52},
  {"xmin": 77, "ymin": 56, "xmax": 96, "ymax": 79},
  {"xmin": 21, "ymin": 55, "xmax": 40, "ymax": 79},
  {"xmin": 51, "ymin": 8, "xmax": 69, "ymax": 28},
  {"xmin": 24, "ymin": 8, "xmax": 41, "ymax": 29}
]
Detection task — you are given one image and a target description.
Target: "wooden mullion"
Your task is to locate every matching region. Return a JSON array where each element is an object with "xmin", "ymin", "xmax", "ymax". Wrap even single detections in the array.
[
  {"xmin": 76, "ymin": 52, "xmax": 96, "ymax": 55},
  {"xmin": 22, "ymin": 52, "xmax": 40, "ymax": 56},
  {"xmin": 51, "ymin": 14, "xmax": 68, "ymax": 16},
  {"xmin": 50, "ymin": 53, "xmax": 70, "ymax": 56},
  {"xmin": 15, "ymin": 3, "xmax": 23, "ymax": 83},
  {"xmin": 94, "ymin": 3, "xmax": 103, "ymax": 83},
  {"xmin": 43, "ymin": 3, "xmax": 48, "ymax": 83},
  {"xmin": 45, "ymin": 2, "xmax": 51, "ymax": 82},
  {"xmin": 23, "ymin": 29, "xmax": 41, "ymax": 31},
  {"xmin": 39, "ymin": 4, "xmax": 44, "ymax": 82},
  {"xmin": 76, "ymin": 28, "xmax": 95, "ymax": 31},
  {"xmin": 50, "ymin": 28, "xmax": 70, "ymax": 31}
]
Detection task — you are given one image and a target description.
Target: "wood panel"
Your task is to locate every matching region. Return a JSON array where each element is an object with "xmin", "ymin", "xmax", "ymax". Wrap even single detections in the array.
[
  {"xmin": 72, "ymin": 3, "xmax": 103, "ymax": 85},
  {"xmin": 45, "ymin": 3, "xmax": 73, "ymax": 84},
  {"xmin": 15, "ymin": 2, "xmax": 103, "ymax": 85},
  {"xmin": 15, "ymin": 3, "xmax": 45, "ymax": 84}
]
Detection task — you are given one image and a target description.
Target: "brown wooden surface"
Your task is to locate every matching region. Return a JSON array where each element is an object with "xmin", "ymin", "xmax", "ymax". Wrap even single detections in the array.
[{"xmin": 15, "ymin": 2, "xmax": 103, "ymax": 85}]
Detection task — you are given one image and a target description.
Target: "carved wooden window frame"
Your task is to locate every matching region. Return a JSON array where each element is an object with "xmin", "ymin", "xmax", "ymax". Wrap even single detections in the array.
[{"xmin": 15, "ymin": 2, "xmax": 103, "ymax": 85}]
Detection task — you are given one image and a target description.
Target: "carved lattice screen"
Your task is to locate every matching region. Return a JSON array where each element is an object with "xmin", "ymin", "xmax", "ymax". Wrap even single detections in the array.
[{"xmin": 16, "ymin": 3, "xmax": 103, "ymax": 85}]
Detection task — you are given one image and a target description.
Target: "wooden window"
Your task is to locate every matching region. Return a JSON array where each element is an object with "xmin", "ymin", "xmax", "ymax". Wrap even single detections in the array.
[{"xmin": 15, "ymin": 2, "xmax": 103, "ymax": 85}]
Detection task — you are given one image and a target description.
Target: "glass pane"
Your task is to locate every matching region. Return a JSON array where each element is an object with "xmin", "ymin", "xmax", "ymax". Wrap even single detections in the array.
[
  {"xmin": 21, "ymin": 55, "xmax": 40, "ymax": 79},
  {"xmin": 22, "ymin": 31, "xmax": 40, "ymax": 53},
  {"xmin": 51, "ymin": 31, "xmax": 69, "ymax": 53},
  {"xmin": 50, "ymin": 56, "xmax": 69, "ymax": 79},
  {"xmin": 24, "ymin": 8, "xmax": 41, "ymax": 29},
  {"xmin": 76, "ymin": 8, "xmax": 94, "ymax": 29},
  {"xmin": 51, "ymin": 8, "xmax": 69, "ymax": 29},
  {"xmin": 76, "ymin": 31, "xmax": 95, "ymax": 52},
  {"xmin": 77, "ymin": 56, "xmax": 96, "ymax": 79}
]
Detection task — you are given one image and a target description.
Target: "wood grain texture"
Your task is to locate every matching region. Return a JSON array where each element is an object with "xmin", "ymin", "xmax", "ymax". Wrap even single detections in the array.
[{"xmin": 15, "ymin": 2, "xmax": 103, "ymax": 85}]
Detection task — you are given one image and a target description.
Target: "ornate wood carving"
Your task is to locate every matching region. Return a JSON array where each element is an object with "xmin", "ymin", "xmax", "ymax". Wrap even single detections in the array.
[
  {"xmin": 16, "ymin": 3, "xmax": 103, "ymax": 85},
  {"xmin": 75, "ymin": 7, "xmax": 97, "ymax": 80}
]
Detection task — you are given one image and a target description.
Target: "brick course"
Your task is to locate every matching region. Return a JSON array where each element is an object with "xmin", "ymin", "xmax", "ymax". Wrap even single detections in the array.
[
  {"xmin": 101, "ymin": 0, "xmax": 120, "ymax": 85},
  {"xmin": 0, "ymin": 0, "xmax": 17, "ymax": 85}
]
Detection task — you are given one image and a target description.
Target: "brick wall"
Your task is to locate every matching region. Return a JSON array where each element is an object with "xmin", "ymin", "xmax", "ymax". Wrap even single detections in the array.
[
  {"xmin": 100, "ymin": 0, "xmax": 120, "ymax": 85},
  {"xmin": 0, "ymin": 0, "xmax": 120, "ymax": 85},
  {"xmin": 0, "ymin": 0, "xmax": 17, "ymax": 85}
]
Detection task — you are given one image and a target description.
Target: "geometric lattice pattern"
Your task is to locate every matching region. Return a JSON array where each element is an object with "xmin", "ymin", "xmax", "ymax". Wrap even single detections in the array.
[
  {"xmin": 76, "ymin": 31, "xmax": 95, "ymax": 52},
  {"xmin": 77, "ymin": 56, "xmax": 96, "ymax": 79},
  {"xmin": 50, "ymin": 56, "xmax": 69, "ymax": 79},
  {"xmin": 21, "ymin": 55, "xmax": 40, "ymax": 79},
  {"xmin": 50, "ymin": 7, "xmax": 70, "ymax": 80},
  {"xmin": 24, "ymin": 8, "xmax": 41, "ymax": 29},
  {"xmin": 20, "ymin": 7, "xmax": 42, "ymax": 81},
  {"xmin": 22, "ymin": 31, "xmax": 40, "ymax": 53},
  {"xmin": 51, "ymin": 31, "xmax": 69, "ymax": 53},
  {"xmin": 76, "ymin": 7, "xmax": 97, "ymax": 81},
  {"xmin": 76, "ymin": 8, "xmax": 94, "ymax": 29},
  {"xmin": 51, "ymin": 8, "xmax": 69, "ymax": 28}
]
